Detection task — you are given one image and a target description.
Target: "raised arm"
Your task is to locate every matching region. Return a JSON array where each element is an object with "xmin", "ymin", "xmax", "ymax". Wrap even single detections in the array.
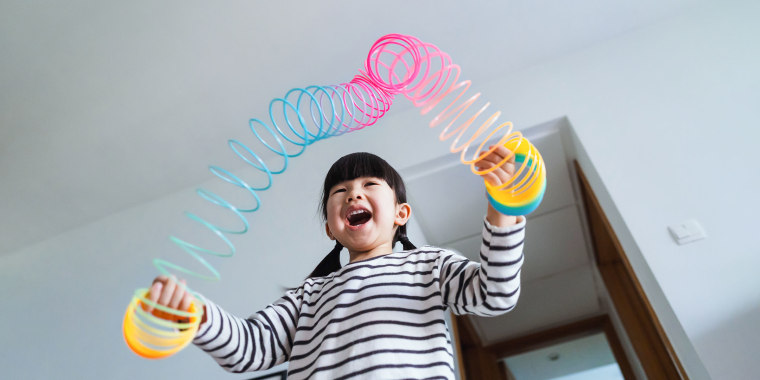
[{"xmin": 438, "ymin": 216, "xmax": 525, "ymax": 316}]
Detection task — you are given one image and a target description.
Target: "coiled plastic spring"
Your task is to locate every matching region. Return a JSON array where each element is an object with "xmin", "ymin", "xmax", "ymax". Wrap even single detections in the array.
[
  {"xmin": 123, "ymin": 33, "xmax": 546, "ymax": 359},
  {"xmin": 362, "ymin": 34, "xmax": 546, "ymax": 215}
]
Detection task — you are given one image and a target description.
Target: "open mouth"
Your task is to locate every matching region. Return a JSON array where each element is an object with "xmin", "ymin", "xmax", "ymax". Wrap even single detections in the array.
[{"xmin": 346, "ymin": 208, "xmax": 372, "ymax": 226}]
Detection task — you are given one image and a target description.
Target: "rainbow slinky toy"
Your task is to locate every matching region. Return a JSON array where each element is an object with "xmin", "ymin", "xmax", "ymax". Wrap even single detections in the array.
[{"xmin": 123, "ymin": 33, "xmax": 546, "ymax": 359}]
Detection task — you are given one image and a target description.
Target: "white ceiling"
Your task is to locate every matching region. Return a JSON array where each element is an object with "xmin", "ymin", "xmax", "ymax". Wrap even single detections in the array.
[{"xmin": 0, "ymin": 0, "xmax": 699, "ymax": 255}]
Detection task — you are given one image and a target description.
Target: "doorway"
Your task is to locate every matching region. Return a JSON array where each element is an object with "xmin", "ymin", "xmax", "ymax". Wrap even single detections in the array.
[{"xmin": 449, "ymin": 162, "xmax": 688, "ymax": 379}]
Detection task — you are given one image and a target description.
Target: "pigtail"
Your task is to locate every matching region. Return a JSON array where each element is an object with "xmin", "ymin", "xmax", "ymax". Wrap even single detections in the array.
[
  {"xmin": 394, "ymin": 225, "xmax": 417, "ymax": 251},
  {"xmin": 399, "ymin": 234, "xmax": 417, "ymax": 251},
  {"xmin": 308, "ymin": 227, "xmax": 416, "ymax": 279},
  {"xmin": 308, "ymin": 241, "xmax": 343, "ymax": 279}
]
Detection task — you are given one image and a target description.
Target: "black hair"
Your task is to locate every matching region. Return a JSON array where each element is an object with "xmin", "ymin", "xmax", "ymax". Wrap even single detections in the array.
[{"xmin": 308, "ymin": 152, "xmax": 416, "ymax": 278}]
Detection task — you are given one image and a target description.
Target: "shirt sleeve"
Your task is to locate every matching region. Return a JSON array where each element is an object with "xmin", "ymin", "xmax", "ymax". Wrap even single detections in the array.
[
  {"xmin": 437, "ymin": 216, "xmax": 525, "ymax": 317},
  {"xmin": 192, "ymin": 287, "xmax": 302, "ymax": 373}
]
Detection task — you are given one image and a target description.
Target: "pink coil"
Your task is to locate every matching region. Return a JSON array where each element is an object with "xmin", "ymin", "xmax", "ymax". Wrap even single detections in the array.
[{"xmin": 361, "ymin": 34, "xmax": 536, "ymax": 172}]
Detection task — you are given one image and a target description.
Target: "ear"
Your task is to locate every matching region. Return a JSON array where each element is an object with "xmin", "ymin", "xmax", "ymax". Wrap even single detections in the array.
[
  {"xmin": 394, "ymin": 203, "xmax": 412, "ymax": 226},
  {"xmin": 325, "ymin": 223, "xmax": 335, "ymax": 240}
]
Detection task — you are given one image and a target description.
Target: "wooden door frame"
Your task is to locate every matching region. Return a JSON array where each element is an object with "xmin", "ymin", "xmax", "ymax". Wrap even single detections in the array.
[
  {"xmin": 453, "ymin": 314, "xmax": 635, "ymax": 379},
  {"xmin": 575, "ymin": 161, "xmax": 688, "ymax": 379}
]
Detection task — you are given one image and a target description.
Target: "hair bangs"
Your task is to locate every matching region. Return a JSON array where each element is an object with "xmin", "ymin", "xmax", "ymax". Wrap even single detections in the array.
[{"xmin": 320, "ymin": 152, "xmax": 407, "ymax": 219}]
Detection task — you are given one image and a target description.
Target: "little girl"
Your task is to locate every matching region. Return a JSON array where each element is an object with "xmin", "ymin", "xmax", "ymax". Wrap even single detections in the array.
[{"xmin": 147, "ymin": 149, "xmax": 526, "ymax": 379}]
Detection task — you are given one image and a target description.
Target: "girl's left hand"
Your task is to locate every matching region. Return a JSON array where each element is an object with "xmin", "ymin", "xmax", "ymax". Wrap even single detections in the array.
[{"xmin": 475, "ymin": 145, "xmax": 521, "ymax": 226}]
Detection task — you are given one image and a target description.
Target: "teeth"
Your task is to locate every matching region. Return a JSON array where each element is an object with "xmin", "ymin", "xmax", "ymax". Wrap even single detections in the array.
[{"xmin": 347, "ymin": 209, "xmax": 371, "ymax": 226}]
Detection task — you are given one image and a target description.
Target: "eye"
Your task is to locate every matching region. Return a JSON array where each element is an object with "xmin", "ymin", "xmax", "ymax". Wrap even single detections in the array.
[
  {"xmin": 332, "ymin": 188, "xmax": 346, "ymax": 195},
  {"xmin": 365, "ymin": 181, "xmax": 379, "ymax": 187}
]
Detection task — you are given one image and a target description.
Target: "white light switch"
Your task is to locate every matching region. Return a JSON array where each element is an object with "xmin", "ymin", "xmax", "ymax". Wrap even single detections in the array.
[{"xmin": 668, "ymin": 219, "xmax": 707, "ymax": 245}]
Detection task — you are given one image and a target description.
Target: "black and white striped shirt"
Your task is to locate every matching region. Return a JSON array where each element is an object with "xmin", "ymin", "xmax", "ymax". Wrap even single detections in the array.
[{"xmin": 193, "ymin": 217, "xmax": 525, "ymax": 379}]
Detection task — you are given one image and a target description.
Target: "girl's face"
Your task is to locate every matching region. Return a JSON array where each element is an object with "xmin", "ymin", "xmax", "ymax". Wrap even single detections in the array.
[{"xmin": 325, "ymin": 176, "xmax": 411, "ymax": 256}]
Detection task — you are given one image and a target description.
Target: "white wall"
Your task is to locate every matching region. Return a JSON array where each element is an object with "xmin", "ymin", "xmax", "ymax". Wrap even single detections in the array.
[
  {"xmin": 2, "ymin": 0, "xmax": 758, "ymax": 379},
  {"xmin": 479, "ymin": 1, "xmax": 758, "ymax": 378},
  {"xmin": 0, "ymin": 157, "xmax": 324, "ymax": 379}
]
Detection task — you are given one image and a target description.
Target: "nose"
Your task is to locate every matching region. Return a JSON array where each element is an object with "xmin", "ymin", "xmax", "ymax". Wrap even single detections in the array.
[{"xmin": 347, "ymin": 189, "xmax": 363, "ymax": 202}]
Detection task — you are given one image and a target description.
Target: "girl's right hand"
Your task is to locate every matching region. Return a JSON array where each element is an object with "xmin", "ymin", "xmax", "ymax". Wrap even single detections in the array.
[{"xmin": 142, "ymin": 275, "xmax": 196, "ymax": 322}]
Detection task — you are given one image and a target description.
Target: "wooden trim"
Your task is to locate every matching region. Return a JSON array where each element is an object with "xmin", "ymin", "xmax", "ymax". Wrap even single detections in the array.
[
  {"xmin": 575, "ymin": 161, "xmax": 688, "ymax": 379},
  {"xmin": 455, "ymin": 313, "xmax": 483, "ymax": 347},
  {"xmin": 485, "ymin": 315, "xmax": 635, "ymax": 380},
  {"xmin": 454, "ymin": 315, "xmax": 504, "ymax": 379},
  {"xmin": 601, "ymin": 315, "xmax": 637, "ymax": 380},
  {"xmin": 461, "ymin": 345, "xmax": 504, "ymax": 380},
  {"xmin": 498, "ymin": 360, "xmax": 512, "ymax": 380},
  {"xmin": 449, "ymin": 312, "xmax": 467, "ymax": 380},
  {"xmin": 487, "ymin": 315, "xmax": 605, "ymax": 358}
]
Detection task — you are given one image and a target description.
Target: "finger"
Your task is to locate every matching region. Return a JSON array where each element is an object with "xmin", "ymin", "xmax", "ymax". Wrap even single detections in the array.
[
  {"xmin": 153, "ymin": 275, "xmax": 169, "ymax": 284},
  {"xmin": 494, "ymin": 145, "xmax": 515, "ymax": 160},
  {"xmin": 482, "ymin": 171, "xmax": 500, "ymax": 186},
  {"xmin": 168, "ymin": 279, "xmax": 187, "ymax": 312},
  {"xmin": 158, "ymin": 276, "xmax": 177, "ymax": 311},
  {"xmin": 477, "ymin": 146, "xmax": 514, "ymax": 169},
  {"xmin": 478, "ymin": 162, "xmax": 517, "ymax": 187},
  {"xmin": 478, "ymin": 155, "xmax": 516, "ymax": 174},
  {"xmin": 179, "ymin": 291, "xmax": 194, "ymax": 313},
  {"xmin": 488, "ymin": 145, "xmax": 516, "ymax": 165},
  {"xmin": 493, "ymin": 166, "xmax": 513, "ymax": 185},
  {"xmin": 482, "ymin": 147, "xmax": 519, "ymax": 174},
  {"xmin": 144, "ymin": 281, "xmax": 163, "ymax": 314},
  {"xmin": 495, "ymin": 162, "xmax": 515, "ymax": 177},
  {"xmin": 474, "ymin": 157, "xmax": 507, "ymax": 173},
  {"xmin": 176, "ymin": 293, "xmax": 195, "ymax": 328},
  {"xmin": 474, "ymin": 159, "xmax": 497, "ymax": 173},
  {"xmin": 476, "ymin": 148, "xmax": 503, "ymax": 166},
  {"xmin": 474, "ymin": 157, "xmax": 496, "ymax": 168}
]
